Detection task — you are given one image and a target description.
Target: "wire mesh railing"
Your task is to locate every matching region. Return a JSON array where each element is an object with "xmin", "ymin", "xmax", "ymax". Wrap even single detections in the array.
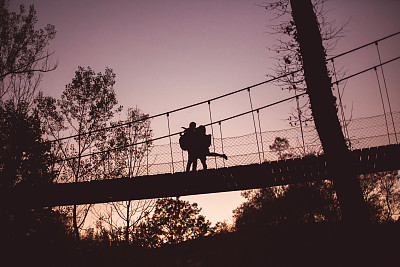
[
  {"xmin": 49, "ymin": 31, "xmax": 400, "ymax": 182},
  {"xmin": 137, "ymin": 112, "xmax": 400, "ymax": 175}
]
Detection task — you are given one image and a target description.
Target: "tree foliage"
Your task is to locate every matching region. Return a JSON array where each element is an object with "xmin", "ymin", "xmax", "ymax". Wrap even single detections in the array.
[
  {"xmin": 85, "ymin": 107, "xmax": 155, "ymax": 244},
  {"xmin": 0, "ymin": 101, "xmax": 53, "ymax": 190},
  {"xmin": 36, "ymin": 66, "xmax": 122, "ymax": 240},
  {"xmin": 0, "ymin": 1, "xmax": 56, "ymax": 109},
  {"xmin": 94, "ymin": 107, "xmax": 152, "ymax": 179},
  {"xmin": 360, "ymin": 171, "xmax": 400, "ymax": 222},
  {"xmin": 0, "ymin": 100, "xmax": 72, "ymax": 265},
  {"xmin": 263, "ymin": 0, "xmax": 349, "ymax": 126},
  {"xmin": 235, "ymin": 137, "xmax": 400, "ymax": 229},
  {"xmin": 269, "ymin": 136, "xmax": 292, "ymax": 160},
  {"xmin": 135, "ymin": 198, "xmax": 212, "ymax": 248},
  {"xmin": 233, "ymin": 181, "xmax": 340, "ymax": 231},
  {"xmin": 234, "ymin": 136, "xmax": 341, "ymax": 230}
]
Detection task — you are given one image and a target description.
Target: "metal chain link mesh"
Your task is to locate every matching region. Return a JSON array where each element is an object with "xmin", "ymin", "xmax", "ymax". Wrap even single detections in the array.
[{"xmin": 143, "ymin": 112, "xmax": 400, "ymax": 175}]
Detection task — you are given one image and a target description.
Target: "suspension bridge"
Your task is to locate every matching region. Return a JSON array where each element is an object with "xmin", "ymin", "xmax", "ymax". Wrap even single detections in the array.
[{"xmin": 4, "ymin": 32, "xmax": 400, "ymax": 208}]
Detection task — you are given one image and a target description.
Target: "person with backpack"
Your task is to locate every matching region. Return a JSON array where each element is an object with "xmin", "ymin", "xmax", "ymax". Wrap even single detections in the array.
[
  {"xmin": 180, "ymin": 123, "xmax": 227, "ymax": 172},
  {"xmin": 180, "ymin": 122, "xmax": 198, "ymax": 172}
]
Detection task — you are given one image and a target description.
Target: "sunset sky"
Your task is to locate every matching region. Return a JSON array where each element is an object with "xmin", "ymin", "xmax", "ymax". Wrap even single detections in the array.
[{"xmin": 10, "ymin": 0, "xmax": 400, "ymax": 225}]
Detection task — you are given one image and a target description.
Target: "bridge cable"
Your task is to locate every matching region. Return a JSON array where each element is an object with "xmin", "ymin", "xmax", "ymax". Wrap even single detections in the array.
[
  {"xmin": 181, "ymin": 146, "xmax": 186, "ymax": 172},
  {"xmin": 328, "ymin": 31, "xmax": 400, "ymax": 61},
  {"xmin": 146, "ymin": 138, "xmax": 149, "ymax": 175},
  {"xmin": 58, "ymin": 93, "xmax": 307, "ymax": 162},
  {"xmin": 373, "ymin": 68, "xmax": 391, "ymax": 144},
  {"xmin": 45, "ymin": 31, "xmax": 399, "ymax": 145},
  {"xmin": 218, "ymin": 122, "xmax": 226, "ymax": 168},
  {"xmin": 45, "ymin": 68, "xmax": 303, "ymax": 145},
  {"xmin": 334, "ymin": 56, "xmax": 400, "ymax": 84},
  {"xmin": 295, "ymin": 93, "xmax": 306, "ymax": 155},
  {"xmin": 290, "ymin": 71, "xmax": 306, "ymax": 155},
  {"xmin": 331, "ymin": 58, "xmax": 352, "ymax": 149},
  {"xmin": 208, "ymin": 101, "xmax": 218, "ymax": 168},
  {"xmin": 56, "ymin": 53, "xmax": 400, "ymax": 163},
  {"xmin": 166, "ymin": 113, "xmax": 175, "ymax": 173},
  {"xmin": 375, "ymin": 42, "xmax": 398, "ymax": 144},
  {"xmin": 247, "ymin": 88, "xmax": 262, "ymax": 164},
  {"xmin": 256, "ymin": 110, "xmax": 265, "ymax": 162}
]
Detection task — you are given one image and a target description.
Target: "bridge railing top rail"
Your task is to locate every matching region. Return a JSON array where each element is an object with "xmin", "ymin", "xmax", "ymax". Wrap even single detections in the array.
[{"xmin": 47, "ymin": 31, "xmax": 400, "ymax": 145}]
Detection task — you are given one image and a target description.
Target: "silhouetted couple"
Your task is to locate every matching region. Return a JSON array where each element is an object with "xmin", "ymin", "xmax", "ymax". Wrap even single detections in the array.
[{"xmin": 180, "ymin": 122, "xmax": 227, "ymax": 172}]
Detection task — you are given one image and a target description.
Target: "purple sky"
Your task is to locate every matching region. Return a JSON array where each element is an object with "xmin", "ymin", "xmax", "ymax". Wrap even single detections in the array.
[{"xmin": 10, "ymin": 0, "xmax": 400, "ymax": 225}]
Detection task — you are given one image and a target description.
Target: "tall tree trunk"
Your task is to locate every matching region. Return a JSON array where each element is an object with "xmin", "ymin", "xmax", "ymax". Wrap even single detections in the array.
[{"xmin": 290, "ymin": 0, "xmax": 370, "ymax": 224}]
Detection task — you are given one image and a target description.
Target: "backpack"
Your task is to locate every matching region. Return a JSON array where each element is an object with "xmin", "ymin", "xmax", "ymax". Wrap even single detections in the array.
[
  {"xmin": 203, "ymin": 134, "xmax": 211, "ymax": 148},
  {"xmin": 179, "ymin": 133, "xmax": 190, "ymax": 151},
  {"xmin": 179, "ymin": 130, "xmax": 211, "ymax": 151}
]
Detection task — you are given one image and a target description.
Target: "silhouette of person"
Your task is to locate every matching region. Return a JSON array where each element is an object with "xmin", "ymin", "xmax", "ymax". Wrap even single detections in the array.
[
  {"xmin": 182, "ymin": 122, "xmax": 198, "ymax": 172},
  {"xmin": 193, "ymin": 125, "xmax": 227, "ymax": 170}
]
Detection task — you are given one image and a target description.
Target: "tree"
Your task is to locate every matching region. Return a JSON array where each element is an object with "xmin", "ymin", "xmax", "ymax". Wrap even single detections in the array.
[
  {"xmin": 91, "ymin": 107, "xmax": 155, "ymax": 244},
  {"xmin": 264, "ymin": 0, "xmax": 348, "ymax": 127},
  {"xmin": 135, "ymin": 198, "xmax": 212, "ymax": 248},
  {"xmin": 235, "ymin": 136, "xmax": 341, "ymax": 230},
  {"xmin": 263, "ymin": 0, "xmax": 369, "ymax": 223},
  {"xmin": 359, "ymin": 171, "xmax": 400, "ymax": 222},
  {"xmin": 0, "ymin": 100, "xmax": 73, "ymax": 266},
  {"xmin": 212, "ymin": 221, "xmax": 233, "ymax": 235},
  {"xmin": 269, "ymin": 136, "xmax": 292, "ymax": 160},
  {"xmin": 288, "ymin": 0, "xmax": 369, "ymax": 223},
  {"xmin": 36, "ymin": 66, "xmax": 122, "ymax": 240},
  {"xmin": 234, "ymin": 181, "xmax": 340, "ymax": 231},
  {"xmin": 0, "ymin": 101, "xmax": 53, "ymax": 190},
  {"xmin": 0, "ymin": 1, "xmax": 57, "ymax": 110}
]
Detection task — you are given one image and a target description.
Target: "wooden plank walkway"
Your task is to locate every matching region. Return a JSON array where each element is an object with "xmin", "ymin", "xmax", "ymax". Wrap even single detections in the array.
[{"xmin": 4, "ymin": 144, "xmax": 400, "ymax": 208}]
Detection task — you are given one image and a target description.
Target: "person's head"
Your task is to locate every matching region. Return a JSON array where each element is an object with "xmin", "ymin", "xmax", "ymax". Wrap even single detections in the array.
[
  {"xmin": 198, "ymin": 125, "xmax": 206, "ymax": 134},
  {"xmin": 189, "ymin": 122, "xmax": 196, "ymax": 129}
]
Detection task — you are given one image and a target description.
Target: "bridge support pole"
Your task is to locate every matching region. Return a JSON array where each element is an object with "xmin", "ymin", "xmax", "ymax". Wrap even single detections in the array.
[{"xmin": 290, "ymin": 0, "xmax": 370, "ymax": 224}]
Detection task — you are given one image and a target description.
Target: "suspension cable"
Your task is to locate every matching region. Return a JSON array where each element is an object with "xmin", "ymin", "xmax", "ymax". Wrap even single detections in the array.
[
  {"xmin": 334, "ymin": 56, "xmax": 400, "ymax": 85},
  {"xmin": 375, "ymin": 42, "xmax": 398, "ymax": 144},
  {"xmin": 331, "ymin": 58, "xmax": 351, "ymax": 149},
  {"xmin": 56, "ymin": 53, "xmax": 400, "ymax": 163},
  {"xmin": 218, "ymin": 122, "xmax": 226, "ymax": 168},
  {"xmin": 45, "ymin": 68, "xmax": 304, "ymax": 144},
  {"xmin": 58, "ymin": 93, "xmax": 307, "ymax": 162},
  {"xmin": 247, "ymin": 88, "xmax": 262, "ymax": 164},
  {"xmin": 146, "ymin": 139, "xmax": 149, "ymax": 176},
  {"xmin": 208, "ymin": 101, "xmax": 218, "ymax": 168},
  {"xmin": 328, "ymin": 31, "xmax": 400, "ymax": 61},
  {"xmin": 256, "ymin": 109, "xmax": 265, "ymax": 162},
  {"xmin": 166, "ymin": 113, "xmax": 175, "ymax": 173},
  {"xmin": 181, "ymin": 148, "xmax": 185, "ymax": 171},
  {"xmin": 46, "ymin": 32, "xmax": 400, "ymax": 145},
  {"xmin": 374, "ymin": 68, "xmax": 391, "ymax": 144},
  {"xmin": 295, "ymin": 93, "xmax": 306, "ymax": 155},
  {"xmin": 290, "ymin": 70, "xmax": 306, "ymax": 155}
]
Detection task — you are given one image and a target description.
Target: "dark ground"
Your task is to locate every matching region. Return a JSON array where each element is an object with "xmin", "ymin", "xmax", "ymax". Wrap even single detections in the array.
[{"xmin": 3, "ymin": 223, "xmax": 400, "ymax": 267}]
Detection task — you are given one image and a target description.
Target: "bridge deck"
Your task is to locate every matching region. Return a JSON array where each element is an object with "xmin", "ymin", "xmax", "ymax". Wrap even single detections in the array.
[{"xmin": 4, "ymin": 144, "xmax": 400, "ymax": 208}]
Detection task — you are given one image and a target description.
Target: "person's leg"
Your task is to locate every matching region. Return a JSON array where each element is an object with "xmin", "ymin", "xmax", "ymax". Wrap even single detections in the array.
[
  {"xmin": 186, "ymin": 153, "xmax": 194, "ymax": 172},
  {"xmin": 192, "ymin": 157, "xmax": 198, "ymax": 171},
  {"xmin": 207, "ymin": 152, "xmax": 228, "ymax": 160},
  {"xmin": 186, "ymin": 161, "xmax": 191, "ymax": 172},
  {"xmin": 200, "ymin": 156, "xmax": 207, "ymax": 170}
]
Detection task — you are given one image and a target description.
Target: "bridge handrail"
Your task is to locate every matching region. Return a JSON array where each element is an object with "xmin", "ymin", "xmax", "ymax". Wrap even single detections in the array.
[
  {"xmin": 327, "ymin": 31, "xmax": 400, "ymax": 61},
  {"xmin": 58, "ymin": 51, "xmax": 400, "ymax": 162},
  {"xmin": 47, "ymin": 31, "xmax": 400, "ymax": 145},
  {"xmin": 59, "ymin": 92, "xmax": 308, "ymax": 161}
]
